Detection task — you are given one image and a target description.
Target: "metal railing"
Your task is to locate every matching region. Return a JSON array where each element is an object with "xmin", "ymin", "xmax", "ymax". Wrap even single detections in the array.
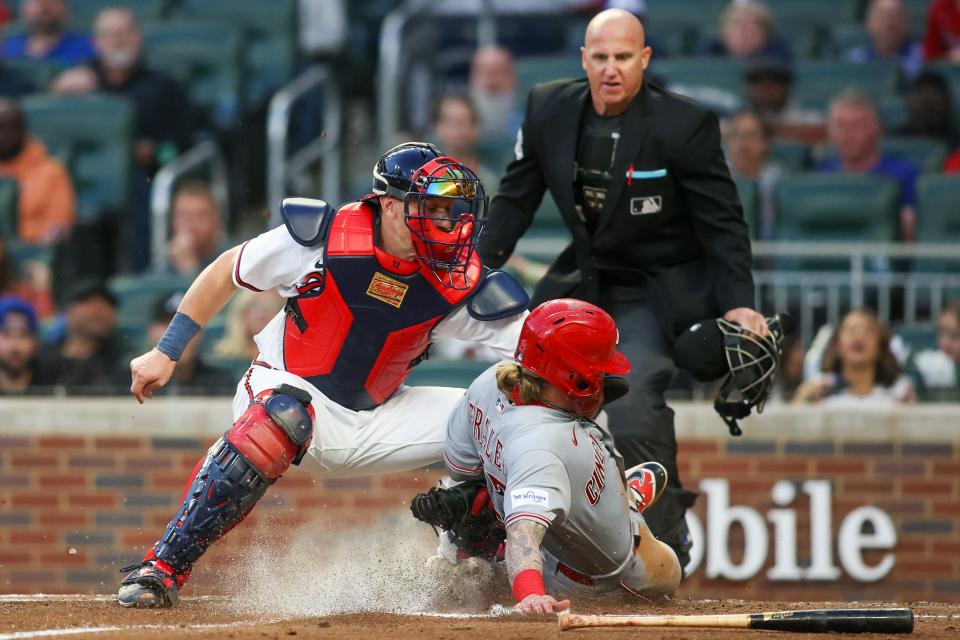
[
  {"xmin": 267, "ymin": 65, "xmax": 342, "ymax": 227},
  {"xmin": 149, "ymin": 140, "xmax": 229, "ymax": 273},
  {"xmin": 514, "ymin": 237, "xmax": 960, "ymax": 345}
]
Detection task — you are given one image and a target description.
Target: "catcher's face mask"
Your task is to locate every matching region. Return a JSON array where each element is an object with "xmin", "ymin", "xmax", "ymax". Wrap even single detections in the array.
[{"xmin": 714, "ymin": 313, "xmax": 793, "ymax": 436}]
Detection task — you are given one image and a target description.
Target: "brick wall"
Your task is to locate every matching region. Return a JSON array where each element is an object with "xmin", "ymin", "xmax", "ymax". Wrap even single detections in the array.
[{"xmin": 1, "ymin": 399, "xmax": 957, "ymax": 601}]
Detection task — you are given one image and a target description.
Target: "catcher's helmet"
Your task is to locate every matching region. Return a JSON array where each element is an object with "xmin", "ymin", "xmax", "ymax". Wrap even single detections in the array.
[
  {"xmin": 515, "ymin": 299, "xmax": 631, "ymax": 416},
  {"xmin": 674, "ymin": 313, "xmax": 793, "ymax": 435},
  {"xmin": 372, "ymin": 142, "xmax": 487, "ymax": 289}
]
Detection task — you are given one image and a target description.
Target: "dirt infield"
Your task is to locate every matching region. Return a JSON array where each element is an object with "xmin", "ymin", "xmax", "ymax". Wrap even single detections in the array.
[{"xmin": 1, "ymin": 596, "xmax": 958, "ymax": 640}]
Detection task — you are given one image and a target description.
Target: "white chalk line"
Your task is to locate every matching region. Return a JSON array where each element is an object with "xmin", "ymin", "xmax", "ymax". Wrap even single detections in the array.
[{"xmin": 0, "ymin": 620, "xmax": 279, "ymax": 640}]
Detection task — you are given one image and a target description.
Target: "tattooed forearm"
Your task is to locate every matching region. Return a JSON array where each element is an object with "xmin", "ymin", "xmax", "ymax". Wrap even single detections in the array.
[{"xmin": 505, "ymin": 520, "xmax": 547, "ymax": 582}]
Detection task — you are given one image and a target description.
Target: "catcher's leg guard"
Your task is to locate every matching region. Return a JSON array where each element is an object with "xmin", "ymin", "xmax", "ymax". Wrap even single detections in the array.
[{"xmin": 118, "ymin": 385, "xmax": 313, "ymax": 608}]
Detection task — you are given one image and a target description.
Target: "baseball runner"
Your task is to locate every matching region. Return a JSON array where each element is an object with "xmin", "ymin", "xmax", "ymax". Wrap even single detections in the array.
[
  {"xmin": 412, "ymin": 299, "xmax": 681, "ymax": 613},
  {"xmin": 117, "ymin": 142, "xmax": 531, "ymax": 608}
]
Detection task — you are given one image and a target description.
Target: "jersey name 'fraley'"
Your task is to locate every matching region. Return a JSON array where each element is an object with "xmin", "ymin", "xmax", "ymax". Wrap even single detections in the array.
[
  {"xmin": 444, "ymin": 363, "xmax": 635, "ymax": 577},
  {"xmin": 231, "ymin": 201, "xmax": 520, "ymax": 411}
]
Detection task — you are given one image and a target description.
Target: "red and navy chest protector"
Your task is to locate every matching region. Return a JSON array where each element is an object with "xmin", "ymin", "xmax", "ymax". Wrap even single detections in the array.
[{"xmin": 282, "ymin": 199, "xmax": 481, "ymax": 410}]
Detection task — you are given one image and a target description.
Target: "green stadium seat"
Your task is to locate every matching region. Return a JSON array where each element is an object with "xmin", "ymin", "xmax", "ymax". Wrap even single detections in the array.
[
  {"xmin": 21, "ymin": 94, "xmax": 133, "ymax": 222},
  {"xmin": 828, "ymin": 24, "xmax": 871, "ymax": 57},
  {"xmin": 109, "ymin": 273, "xmax": 194, "ymax": 325},
  {"xmin": 646, "ymin": 0, "xmax": 728, "ymax": 31},
  {"xmin": 142, "ymin": 21, "xmax": 243, "ymax": 129},
  {"xmin": 733, "ymin": 177, "xmax": 759, "ymax": 240},
  {"xmin": 793, "ymin": 60, "xmax": 901, "ymax": 110},
  {"xmin": 67, "ymin": 0, "xmax": 170, "ymax": 31},
  {"xmin": 404, "ymin": 358, "xmax": 491, "ymax": 388},
  {"xmin": 475, "ymin": 134, "xmax": 516, "ymax": 173},
  {"xmin": 770, "ymin": 140, "xmax": 810, "ymax": 172},
  {"xmin": 776, "ymin": 25, "xmax": 824, "ymax": 59},
  {"xmin": 651, "ymin": 57, "xmax": 746, "ymax": 97},
  {"xmin": 4, "ymin": 240, "xmax": 52, "ymax": 271},
  {"xmin": 172, "ymin": 0, "xmax": 297, "ymax": 107},
  {"xmin": 0, "ymin": 177, "xmax": 18, "ymax": 240},
  {"xmin": 880, "ymin": 137, "xmax": 949, "ymax": 173},
  {"xmin": 895, "ymin": 323, "xmax": 938, "ymax": 354},
  {"xmin": 515, "ymin": 55, "xmax": 584, "ymax": 102},
  {"xmin": 916, "ymin": 175, "xmax": 960, "ymax": 244},
  {"xmin": 3, "ymin": 58, "xmax": 64, "ymax": 88},
  {"xmin": 773, "ymin": 174, "xmax": 900, "ymax": 269},
  {"xmin": 877, "ymin": 96, "xmax": 907, "ymax": 130},
  {"xmin": 767, "ymin": 0, "xmax": 860, "ymax": 31},
  {"xmin": 902, "ymin": 0, "xmax": 930, "ymax": 37}
]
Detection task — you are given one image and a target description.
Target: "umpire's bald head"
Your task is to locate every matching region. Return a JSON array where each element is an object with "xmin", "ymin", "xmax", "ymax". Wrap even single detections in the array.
[{"xmin": 581, "ymin": 9, "xmax": 652, "ymax": 116}]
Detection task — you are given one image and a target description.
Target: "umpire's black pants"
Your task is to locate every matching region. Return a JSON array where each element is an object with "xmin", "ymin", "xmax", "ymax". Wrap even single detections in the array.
[{"xmin": 599, "ymin": 295, "xmax": 698, "ymax": 570}]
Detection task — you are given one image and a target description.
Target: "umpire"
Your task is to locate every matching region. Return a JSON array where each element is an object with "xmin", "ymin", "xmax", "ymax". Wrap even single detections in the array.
[{"xmin": 477, "ymin": 9, "xmax": 767, "ymax": 569}]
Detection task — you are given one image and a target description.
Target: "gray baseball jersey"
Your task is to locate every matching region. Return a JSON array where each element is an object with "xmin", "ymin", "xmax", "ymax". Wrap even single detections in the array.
[{"xmin": 444, "ymin": 363, "xmax": 634, "ymax": 578}]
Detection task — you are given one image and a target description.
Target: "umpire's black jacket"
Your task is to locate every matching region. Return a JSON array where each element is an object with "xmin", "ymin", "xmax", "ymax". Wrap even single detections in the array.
[{"xmin": 479, "ymin": 78, "xmax": 755, "ymax": 338}]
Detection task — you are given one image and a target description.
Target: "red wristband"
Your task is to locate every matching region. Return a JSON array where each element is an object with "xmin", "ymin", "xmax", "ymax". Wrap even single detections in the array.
[{"xmin": 512, "ymin": 568, "xmax": 546, "ymax": 602}]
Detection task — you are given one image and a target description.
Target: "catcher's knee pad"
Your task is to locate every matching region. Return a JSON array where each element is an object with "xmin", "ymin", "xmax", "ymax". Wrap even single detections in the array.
[
  {"xmin": 152, "ymin": 385, "xmax": 314, "ymax": 573},
  {"xmin": 227, "ymin": 384, "xmax": 314, "ymax": 480}
]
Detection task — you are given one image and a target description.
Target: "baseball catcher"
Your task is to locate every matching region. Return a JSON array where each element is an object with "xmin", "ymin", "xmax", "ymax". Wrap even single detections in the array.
[
  {"xmin": 412, "ymin": 299, "xmax": 681, "ymax": 613},
  {"xmin": 117, "ymin": 142, "xmax": 531, "ymax": 607}
]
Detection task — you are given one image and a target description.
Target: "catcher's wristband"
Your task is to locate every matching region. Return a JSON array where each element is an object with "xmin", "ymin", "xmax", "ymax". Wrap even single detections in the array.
[
  {"xmin": 512, "ymin": 569, "xmax": 546, "ymax": 603},
  {"xmin": 156, "ymin": 312, "xmax": 201, "ymax": 361}
]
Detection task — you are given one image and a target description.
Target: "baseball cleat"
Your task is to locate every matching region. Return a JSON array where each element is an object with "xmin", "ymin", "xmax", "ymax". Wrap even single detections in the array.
[
  {"xmin": 117, "ymin": 560, "xmax": 179, "ymax": 608},
  {"xmin": 625, "ymin": 461, "xmax": 668, "ymax": 514}
]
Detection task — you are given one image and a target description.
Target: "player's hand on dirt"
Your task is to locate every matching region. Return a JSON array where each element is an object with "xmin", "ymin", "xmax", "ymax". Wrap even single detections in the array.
[
  {"xmin": 723, "ymin": 307, "xmax": 769, "ymax": 337},
  {"xmin": 130, "ymin": 348, "xmax": 176, "ymax": 404},
  {"xmin": 515, "ymin": 594, "xmax": 570, "ymax": 614}
]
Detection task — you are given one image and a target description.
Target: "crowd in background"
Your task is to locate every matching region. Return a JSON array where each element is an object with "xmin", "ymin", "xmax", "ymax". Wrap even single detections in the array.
[{"xmin": 0, "ymin": 0, "xmax": 958, "ymax": 403}]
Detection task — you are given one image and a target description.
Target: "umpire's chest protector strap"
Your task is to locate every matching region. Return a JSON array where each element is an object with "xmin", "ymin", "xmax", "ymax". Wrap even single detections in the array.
[
  {"xmin": 466, "ymin": 269, "xmax": 530, "ymax": 321},
  {"xmin": 280, "ymin": 197, "xmax": 334, "ymax": 247}
]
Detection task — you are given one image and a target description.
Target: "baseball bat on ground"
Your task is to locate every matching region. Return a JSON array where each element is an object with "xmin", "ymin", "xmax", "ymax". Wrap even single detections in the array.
[{"xmin": 558, "ymin": 607, "xmax": 914, "ymax": 634}]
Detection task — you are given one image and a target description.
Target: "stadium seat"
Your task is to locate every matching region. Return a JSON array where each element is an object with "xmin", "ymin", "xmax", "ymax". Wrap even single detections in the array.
[
  {"xmin": 766, "ymin": 0, "xmax": 860, "ymax": 30},
  {"xmin": 732, "ymin": 178, "xmax": 759, "ymax": 240},
  {"xmin": 142, "ymin": 21, "xmax": 243, "ymax": 129},
  {"xmin": 21, "ymin": 94, "xmax": 133, "ymax": 222},
  {"xmin": 67, "ymin": 0, "xmax": 170, "ymax": 31},
  {"xmin": 3, "ymin": 58, "xmax": 64, "ymax": 88},
  {"xmin": 651, "ymin": 57, "xmax": 746, "ymax": 97},
  {"xmin": 770, "ymin": 140, "xmax": 810, "ymax": 172},
  {"xmin": 877, "ymin": 96, "xmax": 907, "ymax": 131},
  {"xmin": 172, "ymin": 0, "xmax": 297, "ymax": 107},
  {"xmin": 0, "ymin": 177, "xmax": 18, "ymax": 240},
  {"xmin": 793, "ymin": 60, "xmax": 900, "ymax": 110},
  {"xmin": 902, "ymin": 0, "xmax": 930, "ymax": 37},
  {"xmin": 880, "ymin": 137, "xmax": 949, "ymax": 173},
  {"xmin": 828, "ymin": 24, "xmax": 871, "ymax": 57},
  {"xmin": 109, "ymin": 274, "xmax": 195, "ymax": 325},
  {"xmin": 475, "ymin": 134, "xmax": 516, "ymax": 173},
  {"xmin": 646, "ymin": 0, "xmax": 728, "ymax": 31},
  {"xmin": 515, "ymin": 55, "xmax": 584, "ymax": 102},
  {"xmin": 404, "ymin": 358, "xmax": 492, "ymax": 388},
  {"xmin": 773, "ymin": 174, "xmax": 900, "ymax": 270},
  {"xmin": 916, "ymin": 175, "xmax": 960, "ymax": 245}
]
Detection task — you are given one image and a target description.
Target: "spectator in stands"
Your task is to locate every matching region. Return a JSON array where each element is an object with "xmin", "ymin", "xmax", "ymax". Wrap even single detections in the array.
[
  {"xmin": 894, "ymin": 70, "xmax": 959, "ymax": 149},
  {"xmin": 945, "ymin": 146, "xmax": 960, "ymax": 172},
  {"xmin": 0, "ymin": 98, "xmax": 76, "ymax": 245},
  {"xmin": 469, "ymin": 45, "xmax": 523, "ymax": 138},
  {"xmin": 0, "ymin": 236, "xmax": 54, "ymax": 318},
  {"xmin": 922, "ymin": 0, "xmax": 960, "ymax": 62},
  {"xmin": 0, "ymin": 295, "xmax": 50, "ymax": 394},
  {"xmin": 722, "ymin": 109, "xmax": 784, "ymax": 239},
  {"xmin": 742, "ymin": 58, "xmax": 825, "ymax": 144},
  {"xmin": 212, "ymin": 290, "xmax": 284, "ymax": 361},
  {"xmin": 906, "ymin": 300, "xmax": 960, "ymax": 401},
  {"xmin": 432, "ymin": 94, "xmax": 499, "ymax": 196},
  {"xmin": 0, "ymin": 2, "xmax": 12, "ymax": 26},
  {"xmin": 845, "ymin": 0, "xmax": 922, "ymax": 80},
  {"xmin": 818, "ymin": 89, "xmax": 920, "ymax": 241},
  {"xmin": 145, "ymin": 292, "xmax": 233, "ymax": 395},
  {"xmin": 0, "ymin": 0, "xmax": 94, "ymax": 66},
  {"xmin": 166, "ymin": 181, "xmax": 226, "ymax": 276},
  {"xmin": 698, "ymin": 0, "xmax": 791, "ymax": 62},
  {"xmin": 38, "ymin": 279, "xmax": 127, "ymax": 392},
  {"xmin": 50, "ymin": 7, "xmax": 197, "ymax": 173},
  {"xmin": 793, "ymin": 308, "xmax": 916, "ymax": 405}
]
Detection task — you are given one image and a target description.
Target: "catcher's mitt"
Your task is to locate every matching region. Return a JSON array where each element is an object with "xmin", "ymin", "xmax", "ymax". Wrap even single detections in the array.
[{"xmin": 411, "ymin": 479, "xmax": 505, "ymax": 560}]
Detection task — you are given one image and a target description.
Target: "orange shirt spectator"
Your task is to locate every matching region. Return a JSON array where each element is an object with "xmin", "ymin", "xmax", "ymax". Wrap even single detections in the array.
[
  {"xmin": 923, "ymin": 0, "xmax": 960, "ymax": 61},
  {"xmin": 0, "ymin": 99, "xmax": 75, "ymax": 244}
]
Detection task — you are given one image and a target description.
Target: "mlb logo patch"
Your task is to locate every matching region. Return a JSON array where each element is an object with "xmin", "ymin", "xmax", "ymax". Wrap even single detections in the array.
[{"xmin": 630, "ymin": 196, "xmax": 662, "ymax": 215}]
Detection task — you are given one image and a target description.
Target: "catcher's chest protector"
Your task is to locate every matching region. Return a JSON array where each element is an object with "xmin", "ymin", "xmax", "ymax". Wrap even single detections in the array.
[{"xmin": 283, "ymin": 201, "xmax": 481, "ymax": 410}]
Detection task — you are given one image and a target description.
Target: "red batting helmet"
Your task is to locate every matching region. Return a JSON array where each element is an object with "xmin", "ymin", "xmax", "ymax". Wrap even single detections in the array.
[{"xmin": 515, "ymin": 299, "xmax": 630, "ymax": 415}]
